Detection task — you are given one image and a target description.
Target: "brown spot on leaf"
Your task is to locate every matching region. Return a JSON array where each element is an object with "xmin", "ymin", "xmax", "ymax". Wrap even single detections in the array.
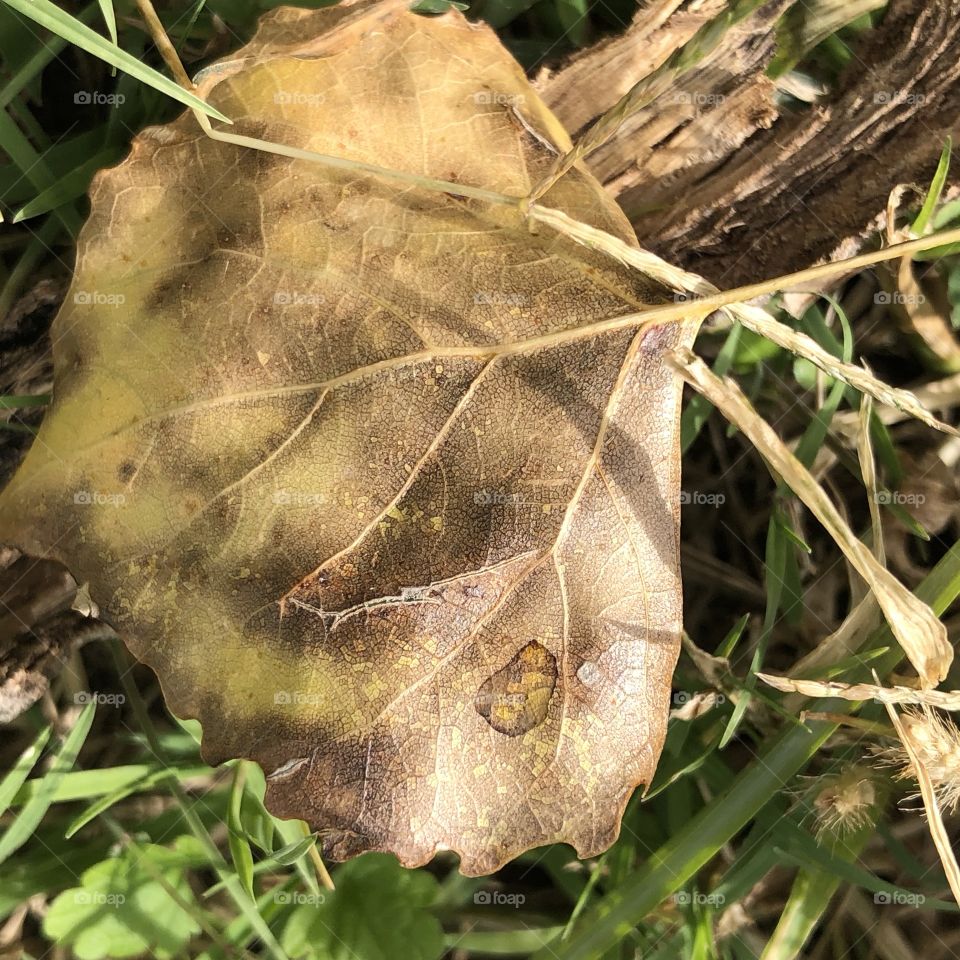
[{"xmin": 475, "ymin": 640, "xmax": 557, "ymax": 736}]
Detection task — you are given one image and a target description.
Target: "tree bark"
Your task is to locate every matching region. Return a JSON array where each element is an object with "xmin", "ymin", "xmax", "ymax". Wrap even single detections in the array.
[{"xmin": 540, "ymin": 0, "xmax": 960, "ymax": 289}]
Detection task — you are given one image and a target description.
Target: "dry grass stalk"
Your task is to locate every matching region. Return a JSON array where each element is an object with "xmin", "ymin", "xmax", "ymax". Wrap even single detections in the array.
[
  {"xmin": 529, "ymin": 206, "xmax": 960, "ymax": 437},
  {"xmin": 857, "ymin": 396, "xmax": 886, "ymax": 565},
  {"xmin": 759, "ymin": 674, "xmax": 960, "ymax": 710},
  {"xmin": 668, "ymin": 349, "xmax": 952, "ymax": 687}
]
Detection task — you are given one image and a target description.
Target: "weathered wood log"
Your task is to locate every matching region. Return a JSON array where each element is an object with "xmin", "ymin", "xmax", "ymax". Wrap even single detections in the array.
[{"xmin": 540, "ymin": 0, "xmax": 960, "ymax": 288}]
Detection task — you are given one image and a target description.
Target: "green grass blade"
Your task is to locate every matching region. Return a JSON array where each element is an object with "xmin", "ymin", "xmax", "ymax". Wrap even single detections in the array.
[
  {"xmin": 270, "ymin": 834, "xmax": 318, "ymax": 867},
  {"xmin": 12, "ymin": 148, "xmax": 122, "ymax": 222},
  {"xmin": 760, "ymin": 867, "xmax": 843, "ymax": 960},
  {"xmin": 64, "ymin": 768, "xmax": 179, "ymax": 838},
  {"xmin": 95, "ymin": 0, "xmax": 116, "ymax": 47},
  {"xmin": 447, "ymin": 928, "xmax": 565, "ymax": 955},
  {"xmin": 2, "ymin": 0, "xmax": 231, "ymax": 123},
  {"xmin": 761, "ymin": 816, "xmax": 875, "ymax": 960},
  {"xmin": 0, "ymin": 5, "xmax": 95, "ymax": 110},
  {"xmin": 0, "ymin": 703, "xmax": 95, "ymax": 865},
  {"xmin": 0, "ymin": 206, "xmax": 59, "ymax": 317},
  {"xmin": 774, "ymin": 835, "xmax": 958, "ymax": 912},
  {"xmin": 912, "ymin": 137, "xmax": 951, "ymax": 236},
  {"xmin": 228, "ymin": 762, "xmax": 256, "ymax": 899},
  {"xmin": 0, "ymin": 724, "xmax": 52, "ymax": 818},
  {"xmin": 11, "ymin": 763, "xmax": 211, "ymax": 807},
  {"xmin": 719, "ymin": 514, "xmax": 788, "ymax": 747},
  {"xmin": 0, "ymin": 108, "xmax": 82, "ymax": 235},
  {"xmin": 682, "ymin": 322, "xmax": 743, "ymax": 452},
  {"xmin": 0, "ymin": 394, "xmax": 50, "ymax": 408}
]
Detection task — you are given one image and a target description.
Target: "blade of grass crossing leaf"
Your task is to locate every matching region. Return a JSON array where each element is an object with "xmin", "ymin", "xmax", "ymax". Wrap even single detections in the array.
[
  {"xmin": 302, "ymin": 819, "xmax": 335, "ymax": 891},
  {"xmin": 537, "ymin": 543, "xmax": 960, "ymax": 960},
  {"xmin": 201, "ymin": 841, "xmax": 316, "ymax": 899},
  {"xmin": 0, "ymin": 724, "xmax": 52, "ymax": 817},
  {"xmin": 912, "ymin": 138, "xmax": 952, "ymax": 236},
  {"xmin": 267, "ymin": 817, "xmax": 321, "ymax": 895},
  {"xmin": 2, "ymin": 0, "xmax": 230, "ymax": 123},
  {"xmin": 239, "ymin": 771, "xmax": 319, "ymax": 893},
  {"xmin": 0, "ymin": 703, "xmax": 95, "ymax": 864},
  {"xmin": 270, "ymin": 834, "xmax": 318, "ymax": 867}
]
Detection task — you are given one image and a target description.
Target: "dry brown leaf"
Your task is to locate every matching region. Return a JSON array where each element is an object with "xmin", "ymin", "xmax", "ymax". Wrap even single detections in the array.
[{"xmin": 0, "ymin": 1, "xmax": 695, "ymax": 874}]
